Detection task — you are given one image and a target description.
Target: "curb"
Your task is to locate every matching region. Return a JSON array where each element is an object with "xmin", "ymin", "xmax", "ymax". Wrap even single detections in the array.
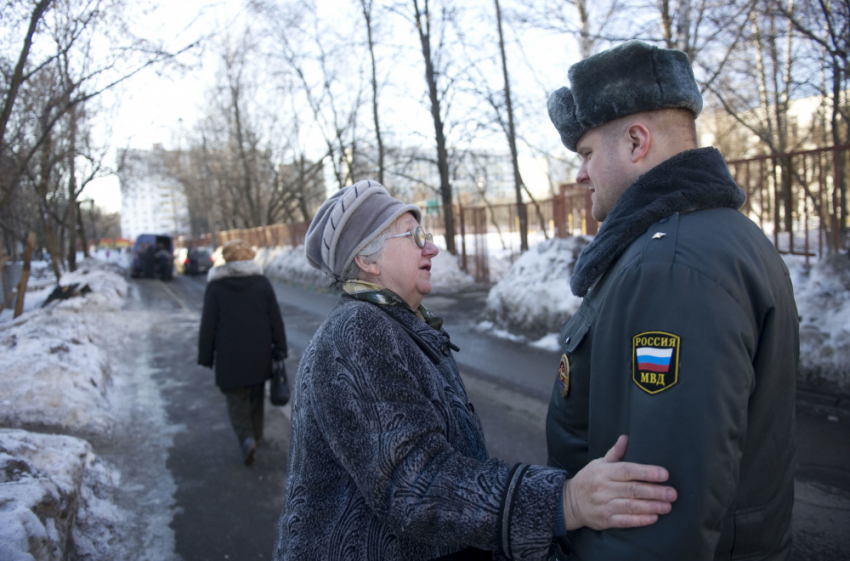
[{"xmin": 796, "ymin": 388, "xmax": 850, "ymax": 417}]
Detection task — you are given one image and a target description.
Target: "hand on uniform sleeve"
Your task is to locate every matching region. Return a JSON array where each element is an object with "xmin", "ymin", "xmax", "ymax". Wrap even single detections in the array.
[{"xmin": 562, "ymin": 435, "xmax": 677, "ymax": 531}]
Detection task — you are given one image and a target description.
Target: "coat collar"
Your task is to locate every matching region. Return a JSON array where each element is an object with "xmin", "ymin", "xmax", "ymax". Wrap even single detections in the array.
[
  {"xmin": 342, "ymin": 279, "xmax": 443, "ymax": 330},
  {"xmin": 570, "ymin": 147, "xmax": 746, "ymax": 297},
  {"xmin": 207, "ymin": 260, "xmax": 263, "ymax": 282}
]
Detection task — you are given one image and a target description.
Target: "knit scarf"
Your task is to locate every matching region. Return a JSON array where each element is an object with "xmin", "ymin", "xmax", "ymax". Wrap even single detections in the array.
[
  {"xmin": 342, "ymin": 279, "xmax": 444, "ymax": 330},
  {"xmin": 570, "ymin": 147, "xmax": 746, "ymax": 297}
]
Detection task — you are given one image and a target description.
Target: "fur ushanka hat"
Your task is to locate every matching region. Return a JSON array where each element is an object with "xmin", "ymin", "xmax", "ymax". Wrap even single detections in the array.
[
  {"xmin": 305, "ymin": 180, "xmax": 422, "ymax": 278},
  {"xmin": 548, "ymin": 41, "xmax": 703, "ymax": 151}
]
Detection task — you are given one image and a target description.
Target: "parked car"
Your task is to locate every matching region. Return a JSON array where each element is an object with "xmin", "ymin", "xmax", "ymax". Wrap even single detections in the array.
[
  {"xmin": 130, "ymin": 234, "xmax": 174, "ymax": 280},
  {"xmin": 175, "ymin": 247, "xmax": 214, "ymax": 276}
]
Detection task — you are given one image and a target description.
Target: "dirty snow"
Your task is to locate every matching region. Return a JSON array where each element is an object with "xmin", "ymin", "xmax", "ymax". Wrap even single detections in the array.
[
  {"xmin": 481, "ymin": 237, "xmax": 589, "ymax": 338},
  {"xmin": 257, "ymin": 239, "xmax": 480, "ymax": 293},
  {"xmin": 481, "ymin": 237, "xmax": 850, "ymax": 395},
  {"xmin": 0, "ymin": 255, "xmax": 177, "ymax": 560},
  {"xmin": 0, "ymin": 262, "xmax": 128, "ymax": 437},
  {"xmin": 785, "ymin": 254, "xmax": 850, "ymax": 394}
]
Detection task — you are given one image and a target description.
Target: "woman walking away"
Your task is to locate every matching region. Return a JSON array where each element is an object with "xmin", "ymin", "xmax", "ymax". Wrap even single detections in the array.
[
  {"xmin": 198, "ymin": 239, "xmax": 287, "ymax": 465},
  {"xmin": 274, "ymin": 180, "xmax": 677, "ymax": 560}
]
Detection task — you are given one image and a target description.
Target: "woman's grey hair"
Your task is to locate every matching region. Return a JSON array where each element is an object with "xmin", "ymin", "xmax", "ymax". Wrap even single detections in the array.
[{"xmin": 332, "ymin": 221, "xmax": 399, "ymax": 289}]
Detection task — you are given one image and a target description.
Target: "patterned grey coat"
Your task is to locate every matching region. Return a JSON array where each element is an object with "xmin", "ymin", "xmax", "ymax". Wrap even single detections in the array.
[{"xmin": 274, "ymin": 296, "xmax": 566, "ymax": 560}]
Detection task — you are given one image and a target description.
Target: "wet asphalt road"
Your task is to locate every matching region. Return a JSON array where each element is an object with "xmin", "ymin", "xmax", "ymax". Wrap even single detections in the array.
[{"xmin": 127, "ymin": 273, "xmax": 850, "ymax": 560}]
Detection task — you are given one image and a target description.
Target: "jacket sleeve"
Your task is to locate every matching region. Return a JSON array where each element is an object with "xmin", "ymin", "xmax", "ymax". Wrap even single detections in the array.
[
  {"xmin": 264, "ymin": 278, "xmax": 287, "ymax": 359},
  {"xmin": 197, "ymin": 284, "xmax": 218, "ymax": 368},
  {"xmin": 306, "ymin": 307, "xmax": 566, "ymax": 560},
  {"xmin": 572, "ymin": 259, "xmax": 757, "ymax": 560}
]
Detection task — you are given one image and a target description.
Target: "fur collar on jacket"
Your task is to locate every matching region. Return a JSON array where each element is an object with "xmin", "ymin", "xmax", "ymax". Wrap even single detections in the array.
[
  {"xmin": 207, "ymin": 259, "xmax": 263, "ymax": 282},
  {"xmin": 570, "ymin": 147, "xmax": 745, "ymax": 297}
]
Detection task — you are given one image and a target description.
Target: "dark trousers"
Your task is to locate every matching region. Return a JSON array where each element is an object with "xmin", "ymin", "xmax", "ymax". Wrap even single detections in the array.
[{"xmin": 220, "ymin": 383, "xmax": 265, "ymax": 444}]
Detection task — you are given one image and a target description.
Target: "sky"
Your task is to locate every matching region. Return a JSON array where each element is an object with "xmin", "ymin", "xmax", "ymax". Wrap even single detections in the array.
[
  {"xmin": 82, "ymin": 0, "xmax": 250, "ymax": 214},
  {"xmin": 81, "ymin": 0, "xmax": 579, "ymax": 216}
]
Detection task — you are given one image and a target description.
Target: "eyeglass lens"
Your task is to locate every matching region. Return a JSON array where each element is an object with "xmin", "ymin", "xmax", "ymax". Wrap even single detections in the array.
[{"xmin": 412, "ymin": 226, "xmax": 433, "ymax": 248}]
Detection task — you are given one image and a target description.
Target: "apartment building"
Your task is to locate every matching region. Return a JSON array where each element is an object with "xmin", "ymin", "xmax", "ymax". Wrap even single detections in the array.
[{"xmin": 118, "ymin": 147, "xmax": 191, "ymax": 240}]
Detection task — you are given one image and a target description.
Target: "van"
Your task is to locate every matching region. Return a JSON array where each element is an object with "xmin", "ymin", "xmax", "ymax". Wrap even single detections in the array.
[{"xmin": 130, "ymin": 234, "xmax": 174, "ymax": 280}]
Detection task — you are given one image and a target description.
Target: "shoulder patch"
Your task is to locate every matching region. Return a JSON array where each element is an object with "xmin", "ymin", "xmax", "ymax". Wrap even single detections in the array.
[{"xmin": 632, "ymin": 331, "xmax": 680, "ymax": 394}]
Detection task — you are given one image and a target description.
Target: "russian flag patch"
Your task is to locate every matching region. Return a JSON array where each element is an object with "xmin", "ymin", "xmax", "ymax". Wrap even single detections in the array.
[{"xmin": 632, "ymin": 331, "xmax": 680, "ymax": 394}]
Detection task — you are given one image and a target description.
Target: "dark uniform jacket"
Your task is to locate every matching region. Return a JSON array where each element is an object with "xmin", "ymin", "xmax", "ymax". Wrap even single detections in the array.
[
  {"xmin": 198, "ymin": 260, "xmax": 287, "ymax": 389},
  {"xmin": 275, "ymin": 296, "xmax": 566, "ymax": 561},
  {"xmin": 547, "ymin": 148, "xmax": 799, "ymax": 560}
]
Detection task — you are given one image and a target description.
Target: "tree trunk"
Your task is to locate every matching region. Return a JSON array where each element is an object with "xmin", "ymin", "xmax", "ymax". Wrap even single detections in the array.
[
  {"xmin": 66, "ymin": 105, "xmax": 78, "ymax": 272},
  {"xmin": 658, "ymin": 0, "xmax": 674, "ymax": 47},
  {"xmin": 0, "ymin": 0, "xmax": 51, "ymax": 147},
  {"xmin": 494, "ymin": 0, "xmax": 528, "ymax": 252},
  {"xmin": 676, "ymin": 0, "xmax": 691, "ymax": 55},
  {"xmin": 231, "ymin": 84, "xmax": 260, "ymax": 227},
  {"xmin": 77, "ymin": 202, "xmax": 90, "ymax": 258},
  {"xmin": 832, "ymin": 58, "xmax": 847, "ymax": 246},
  {"xmin": 573, "ymin": 0, "xmax": 593, "ymax": 58},
  {"xmin": 361, "ymin": 0, "xmax": 384, "ymax": 185},
  {"xmin": 413, "ymin": 0, "xmax": 456, "ymax": 254},
  {"xmin": 14, "ymin": 232, "xmax": 36, "ymax": 318}
]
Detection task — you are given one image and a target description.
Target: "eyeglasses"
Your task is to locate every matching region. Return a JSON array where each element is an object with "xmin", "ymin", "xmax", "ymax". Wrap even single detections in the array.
[{"xmin": 388, "ymin": 225, "xmax": 433, "ymax": 249}]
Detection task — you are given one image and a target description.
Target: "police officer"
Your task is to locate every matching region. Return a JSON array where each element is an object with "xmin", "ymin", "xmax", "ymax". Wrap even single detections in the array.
[{"xmin": 546, "ymin": 41, "xmax": 799, "ymax": 560}]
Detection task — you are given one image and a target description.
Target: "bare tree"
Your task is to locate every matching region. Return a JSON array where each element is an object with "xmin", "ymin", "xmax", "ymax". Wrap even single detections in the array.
[
  {"xmin": 494, "ymin": 0, "xmax": 529, "ymax": 250},
  {"xmin": 772, "ymin": 0, "xmax": 849, "ymax": 238},
  {"xmin": 410, "ymin": 0, "xmax": 457, "ymax": 253},
  {"xmin": 514, "ymin": 0, "xmax": 621, "ymax": 58},
  {"xmin": 164, "ymin": 24, "xmax": 331, "ymax": 237},
  {"xmin": 250, "ymin": 0, "xmax": 366, "ymax": 190},
  {"xmin": 1, "ymin": 0, "xmax": 200, "ymax": 271},
  {"xmin": 360, "ymin": 0, "xmax": 386, "ymax": 185}
]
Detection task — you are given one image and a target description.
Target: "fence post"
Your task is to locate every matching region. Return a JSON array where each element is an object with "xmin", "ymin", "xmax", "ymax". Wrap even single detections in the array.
[
  {"xmin": 584, "ymin": 190, "xmax": 598, "ymax": 235},
  {"xmin": 553, "ymin": 192, "xmax": 566, "ymax": 238},
  {"xmin": 458, "ymin": 204, "xmax": 467, "ymax": 273}
]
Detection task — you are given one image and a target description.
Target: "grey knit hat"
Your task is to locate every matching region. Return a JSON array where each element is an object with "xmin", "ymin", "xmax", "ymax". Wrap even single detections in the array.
[
  {"xmin": 548, "ymin": 41, "xmax": 703, "ymax": 151},
  {"xmin": 305, "ymin": 180, "xmax": 422, "ymax": 278}
]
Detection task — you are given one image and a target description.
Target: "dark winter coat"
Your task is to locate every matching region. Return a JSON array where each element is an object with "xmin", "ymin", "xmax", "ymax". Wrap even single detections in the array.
[
  {"xmin": 198, "ymin": 260, "xmax": 287, "ymax": 389},
  {"xmin": 547, "ymin": 147, "xmax": 799, "ymax": 560},
  {"xmin": 274, "ymin": 296, "xmax": 566, "ymax": 561}
]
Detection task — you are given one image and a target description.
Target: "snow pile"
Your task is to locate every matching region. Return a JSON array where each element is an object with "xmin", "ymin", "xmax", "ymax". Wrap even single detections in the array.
[
  {"xmin": 255, "ymin": 243, "xmax": 478, "ymax": 293},
  {"xmin": 48, "ymin": 260, "xmax": 128, "ymax": 313},
  {"xmin": 483, "ymin": 238, "xmax": 850, "ymax": 393},
  {"xmin": 258, "ymin": 246, "xmax": 330, "ymax": 289},
  {"xmin": 0, "ymin": 258, "xmax": 134, "ymax": 559},
  {"xmin": 429, "ymin": 250, "xmax": 477, "ymax": 293},
  {"xmin": 0, "ymin": 260, "xmax": 129, "ymax": 437},
  {"xmin": 482, "ymin": 237, "xmax": 590, "ymax": 338},
  {"xmin": 0, "ymin": 429, "xmax": 125, "ymax": 560},
  {"xmin": 785, "ymin": 254, "xmax": 850, "ymax": 395}
]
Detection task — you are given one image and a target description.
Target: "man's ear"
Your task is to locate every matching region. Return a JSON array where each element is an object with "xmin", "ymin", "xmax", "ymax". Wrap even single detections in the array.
[
  {"xmin": 626, "ymin": 122, "xmax": 651, "ymax": 163},
  {"xmin": 354, "ymin": 255, "xmax": 380, "ymax": 277}
]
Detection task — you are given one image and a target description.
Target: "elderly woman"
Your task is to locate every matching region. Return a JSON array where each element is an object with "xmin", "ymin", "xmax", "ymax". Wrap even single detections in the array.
[
  {"xmin": 274, "ymin": 180, "xmax": 676, "ymax": 560},
  {"xmin": 198, "ymin": 239, "xmax": 287, "ymax": 465}
]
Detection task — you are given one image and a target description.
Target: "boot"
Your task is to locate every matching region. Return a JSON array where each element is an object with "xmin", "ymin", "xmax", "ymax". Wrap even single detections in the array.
[{"xmin": 241, "ymin": 437, "xmax": 256, "ymax": 465}]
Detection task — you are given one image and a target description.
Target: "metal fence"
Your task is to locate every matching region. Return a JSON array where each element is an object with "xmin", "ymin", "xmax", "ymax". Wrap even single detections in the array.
[
  {"xmin": 182, "ymin": 145, "xmax": 848, "ymax": 282},
  {"xmin": 727, "ymin": 144, "xmax": 849, "ymax": 261}
]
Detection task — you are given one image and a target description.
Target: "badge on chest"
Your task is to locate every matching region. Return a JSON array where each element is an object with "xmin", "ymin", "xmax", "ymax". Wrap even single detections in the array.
[
  {"xmin": 632, "ymin": 331, "xmax": 680, "ymax": 394},
  {"xmin": 558, "ymin": 354, "xmax": 570, "ymax": 398}
]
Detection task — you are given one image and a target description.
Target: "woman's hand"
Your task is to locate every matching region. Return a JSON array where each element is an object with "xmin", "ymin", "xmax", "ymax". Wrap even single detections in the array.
[{"xmin": 562, "ymin": 435, "xmax": 677, "ymax": 531}]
